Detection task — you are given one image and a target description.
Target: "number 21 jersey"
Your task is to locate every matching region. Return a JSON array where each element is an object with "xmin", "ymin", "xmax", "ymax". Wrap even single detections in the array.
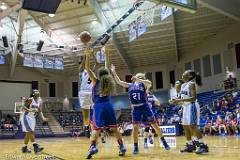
[{"xmin": 128, "ymin": 82, "xmax": 147, "ymax": 105}]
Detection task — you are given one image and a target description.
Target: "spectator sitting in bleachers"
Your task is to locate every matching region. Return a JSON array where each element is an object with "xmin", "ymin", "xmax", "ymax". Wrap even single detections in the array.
[
  {"xmin": 57, "ymin": 112, "xmax": 82, "ymax": 128},
  {"xmin": 124, "ymin": 122, "xmax": 133, "ymax": 136},
  {"xmin": 237, "ymin": 109, "xmax": 240, "ymax": 133},
  {"xmin": 203, "ymin": 117, "xmax": 212, "ymax": 136},
  {"xmin": 220, "ymin": 97, "xmax": 229, "ymax": 112},
  {"xmin": 226, "ymin": 113, "xmax": 238, "ymax": 135},
  {"xmin": 0, "ymin": 114, "xmax": 17, "ymax": 132},
  {"xmin": 212, "ymin": 115, "xmax": 227, "ymax": 135}
]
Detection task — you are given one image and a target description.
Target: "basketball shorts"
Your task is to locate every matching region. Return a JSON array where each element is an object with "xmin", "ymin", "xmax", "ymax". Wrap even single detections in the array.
[
  {"xmin": 132, "ymin": 104, "xmax": 156, "ymax": 124},
  {"xmin": 79, "ymin": 93, "xmax": 92, "ymax": 109},
  {"xmin": 21, "ymin": 112, "xmax": 36, "ymax": 132},
  {"xmin": 91, "ymin": 101, "xmax": 117, "ymax": 130},
  {"xmin": 182, "ymin": 102, "xmax": 200, "ymax": 125}
]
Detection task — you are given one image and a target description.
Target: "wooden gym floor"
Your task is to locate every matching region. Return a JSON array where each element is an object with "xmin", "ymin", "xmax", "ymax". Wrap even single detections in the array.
[{"xmin": 0, "ymin": 136, "xmax": 239, "ymax": 160}]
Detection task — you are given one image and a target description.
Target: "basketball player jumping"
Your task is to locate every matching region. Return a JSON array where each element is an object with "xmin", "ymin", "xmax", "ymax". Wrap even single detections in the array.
[
  {"xmin": 84, "ymin": 48, "xmax": 126, "ymax": 159},
  {"xmin": 111, "ymin": 66, "xmax": 170, "ymax": 155},
  {"xmin": 78, "ymin": 55, "xmax": 94, "ymax": 138},
  {"xmin": 20, "ymin": 90, "xmax": 48, "ymax": 154}
]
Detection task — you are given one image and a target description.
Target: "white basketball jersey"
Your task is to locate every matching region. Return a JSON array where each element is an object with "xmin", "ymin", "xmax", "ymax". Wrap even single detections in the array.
[
  {"xmin": 180, "ymin": 80, "xmax": 196, "ymax": 106},
  {"xmin": 30, "ymin": 98, "xmax": 40, "ymax": 108},
  {"xmin": 79, "ymin": 69, "xmax": 93, "ymax": 95},
  {"xmin": 28, "ymin": 98, "xmax": 40, "ymax": 117},
  {"xmin": 170, "ymin": 88, "xmax": 180, "ymax": 100}
]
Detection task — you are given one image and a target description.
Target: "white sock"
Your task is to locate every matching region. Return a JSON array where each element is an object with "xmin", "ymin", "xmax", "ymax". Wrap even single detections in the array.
[
  {"xmin": 197, "ymin": 139, "xmax": 204, "ymax": 143},
  {"xmin": 192, "ymin": 136, "xmax": 197, "ymax": 141},
  {"xmin": 187, "ymin": 140, "xmax": 193, "ymax": 145}
]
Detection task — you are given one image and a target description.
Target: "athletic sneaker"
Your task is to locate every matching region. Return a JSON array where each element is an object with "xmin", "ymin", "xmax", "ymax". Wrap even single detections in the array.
[
  {"xmin": 119, "ymin": 145, "xmax": 126, "ymax": 156},
  {"xmin": 133, "ymin": 145, "xmax": 139, "ymax": 155},
  {"xmin": 144, "ymin": 142, "xmax": 148, "ymax": 149},
  {"xmin": 160, "ymin": 137, "xmax": 170, "ymax": 150},
  {"xmin": 22, "ymin": 146, "xmax": 31, "ymax": 153},
  {"xmin": 33, "ymin": 143, "xmax": 44, "ymax": 154},
  {"xmin": 86, "ymin": 145, "xmax": 98, "ymax": 159},
  {"xmin": 195, "ymin": 143, "xmax": 209, "ymax": 154},
  {"xmin": 180, "ymin": 143, "xmax": 196, "ymax": 153}
]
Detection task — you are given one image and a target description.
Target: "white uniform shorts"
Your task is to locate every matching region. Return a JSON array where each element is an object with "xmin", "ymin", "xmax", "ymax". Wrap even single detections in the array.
[
  {"xmin": 79, "ymin": 93, "xmax": 92, "ymax": 109},
  {"xmin": 21, "ymin": 112, "xmax": 36, "ymax": 132},
  {"xmin": 182, "ymin": 102, "xmax": 200, "ymax": 125}
]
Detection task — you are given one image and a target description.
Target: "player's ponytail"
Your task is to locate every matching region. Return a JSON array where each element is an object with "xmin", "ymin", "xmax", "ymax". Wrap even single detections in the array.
[
  {"xmin": 98, "ymin": 68, "xmax": 115, "ymax": 96},
  {"xmin": 189, "ymin": 71, "xmax": 202, "ymax": 86}
]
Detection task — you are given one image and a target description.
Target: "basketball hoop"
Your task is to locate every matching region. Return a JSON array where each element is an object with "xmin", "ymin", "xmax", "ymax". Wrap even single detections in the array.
[
  {"xmin": 133, "ymin": 0, "xmax": 161, "ymax": 26},
  {"xmin": 133, "ymin": 0, "xmax": 160, "ymax": 12}
]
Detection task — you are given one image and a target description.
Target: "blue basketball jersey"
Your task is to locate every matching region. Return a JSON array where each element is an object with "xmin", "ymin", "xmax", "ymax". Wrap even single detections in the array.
[
  {"xmin": 128, "ymin": 82, "xmax": 147, "ymax": 105},
  {"xmin": 148, "ymin": 94, "xmax": 156, "ymax": 114},
  {"xmin": 92, "ymin": 80, "xmax": 110, "ymax": 103}
]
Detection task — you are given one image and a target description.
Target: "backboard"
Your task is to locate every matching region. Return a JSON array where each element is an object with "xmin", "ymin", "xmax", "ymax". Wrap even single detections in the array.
[{"xmin": 150, "ymin": 0, "xmax": 197, "ymax": 13}]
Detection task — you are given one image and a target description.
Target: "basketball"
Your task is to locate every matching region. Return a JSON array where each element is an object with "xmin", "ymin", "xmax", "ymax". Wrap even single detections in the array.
[{"xmin": 80, "ymin": 31, "xmax": 91, "ymax": 44}]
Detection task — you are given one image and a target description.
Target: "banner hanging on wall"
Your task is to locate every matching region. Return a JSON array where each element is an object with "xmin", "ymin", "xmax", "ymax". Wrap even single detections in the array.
[
  {"xmin": 54, "ymin": 56, "xmax": 64, "ymax": 70},
  {"xmin": 23, "ymin": 53, "xmax": 34, "ymax": 67},
  {"xmin": 43, "ymin": 55, "xmax": 54, "ymax": 69},
  {"xmin": 128, "ymin": 20, "xmax": 138, "ymax": 42},
  {"xmin": 33, "ymin": 54, "xmax": 44, "ymax": 68},
  {"xmin": 23, "ymin": 53, "xmax": 64, "ymax": 70},
  {"xmin": 137, "ymin": 15, "xmax": 147, "ymax": 37}
]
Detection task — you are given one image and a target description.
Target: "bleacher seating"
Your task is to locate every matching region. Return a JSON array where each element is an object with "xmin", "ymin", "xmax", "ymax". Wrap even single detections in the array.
[
  {"xmin": 52, "ymin": 112, "xmax": 83, "ymax": 134},
  {"xmin": 197, "ymin": 90, "xmax": 226, "ymax": 105}
]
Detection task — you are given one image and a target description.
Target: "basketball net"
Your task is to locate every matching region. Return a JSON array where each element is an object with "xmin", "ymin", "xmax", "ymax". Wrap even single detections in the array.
[{"xmin": 133, "ymin": 0, "xmax": 161, "ymax": 26}]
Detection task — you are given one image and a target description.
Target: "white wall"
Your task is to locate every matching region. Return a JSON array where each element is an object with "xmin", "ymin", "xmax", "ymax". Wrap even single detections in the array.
[
  {"xmin": 1, "ymin": 22, "xmax": 240, "ymax": 111},
  {"xmin": 0, "ymin": 66, "xmax": 71, "ymax": 110},
  {"xmin": 119, "ymin": 23, "xmax": 240, "ymax": 93},
  {"xmin": 177, "ymin": 23, "xmax": 240, "ymax": 92},
  {"xmin": 0, "ymin": 82, "xmax": 31, "ymax": 111}
]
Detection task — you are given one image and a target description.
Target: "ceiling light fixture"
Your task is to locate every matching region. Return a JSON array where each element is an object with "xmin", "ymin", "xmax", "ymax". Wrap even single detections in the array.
[
  {"xmin": 0, "ymin": 2, "xmax": 7, "ymax": 10},
  {"xmin": 91, "ymin": 20, "xmax": 98, "ymax": 25},
  {"xmin": 48, "ymin": 14, "xmax": 56, "ymax": 17}
]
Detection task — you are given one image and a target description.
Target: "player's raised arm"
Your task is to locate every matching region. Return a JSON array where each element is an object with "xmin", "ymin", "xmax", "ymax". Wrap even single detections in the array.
[
  {"xmin": 84, "ymin": 47, "xmax": 97, "ymax": 84},
  {"xmin": 102, "ymin": 46, "xmax": 110, "ymax": 69},
  {"xmin": 79, "ymin": 55, "xmax": 86, "ymax": 73},
  {"xmin": 111, "ymin": 64, "xmax": 130, "ymax": 88}
]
